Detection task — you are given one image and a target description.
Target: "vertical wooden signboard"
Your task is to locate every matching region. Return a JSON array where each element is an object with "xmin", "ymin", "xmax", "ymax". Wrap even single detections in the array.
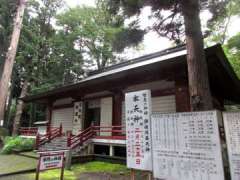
[
  {"xmin": 125, "ymin": 90, "xmax": 152, "ymax": 176},
  {"xmin": 223, "ymin": 112, "xmax": 240, "ymax": 180},
  {"xmin": 73, "ymin": 101, "xmax": 84, "ymax": 135},
  {"xmin": 151, "ymin": 111, "xmax": 225, "ymax": 180},
  {"xmin": 36, "ymin": 151, "xmax": 65, "ymax": 180}
]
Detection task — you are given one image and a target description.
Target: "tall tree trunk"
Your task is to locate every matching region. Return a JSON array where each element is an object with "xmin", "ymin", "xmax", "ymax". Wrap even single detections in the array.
[
  {"xmin": 0, "ymin": 0, "xmax": 26, "ymax": 123},
  {"xmin": 12, "ymin": 80, "xmax": 29, "ymax": 136},
  {"xmin": 181, "ymin": 0, "xmax": 213, "ymax": 111}
]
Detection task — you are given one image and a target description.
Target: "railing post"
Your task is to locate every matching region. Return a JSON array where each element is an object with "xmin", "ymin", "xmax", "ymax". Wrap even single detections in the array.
[
  {"xmin": 59, "ymin": 123, "xmax": 62, "ymax": 136},
  {"xmin": 67, "ymin": 133, "xmax": 71, "ymax": 148},
  {"xmin": 91, "ymin": 122, "xmax": 95, "ymax": 137},
  {"xmin": 36, "ymin": 133, "xmax": 40, "ymax": 150},
  {"xmin": 48, "ymin": 128, "xmax": 51, "ymax": 142},
  {"xmin": 19, "ymin": 128, "xmax": 22, "ymax": 136},
  {"xmin": 80, "ymin": 134, "xmax": 83, "ymax": 146},
  {"xmin": 47, "ymin": 124, "xmax": 50, "ymax": 134},
  {"xmin": 35, "ymin": 127, "xmax": 38, "ymax": 136}
]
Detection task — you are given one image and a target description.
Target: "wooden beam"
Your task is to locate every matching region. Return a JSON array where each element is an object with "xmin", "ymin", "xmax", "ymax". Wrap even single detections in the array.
[
  {"xmin": 112, "ymin": 91, "xmax": 123, "ymax": 136},
  {"xmin": 174, "ymin": 73, "xmax": 191, "ymax": 112},
  {"xmin": 52, "ymin": 103, "xmax": 74, "ymax": 110}
]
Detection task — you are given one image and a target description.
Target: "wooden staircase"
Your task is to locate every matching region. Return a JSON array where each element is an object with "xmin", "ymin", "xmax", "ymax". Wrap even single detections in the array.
[
  {"xmin": 35, "ymin": 125, "xmax": 125, "ymax": 156},
  {"xmin": 38, "ymin": 136, "xmax": 69, "ymax": 151}
]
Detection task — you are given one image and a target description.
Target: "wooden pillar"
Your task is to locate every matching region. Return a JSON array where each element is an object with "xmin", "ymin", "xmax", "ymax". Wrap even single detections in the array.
[
  {"xmin": 88, "ymin": 143, "xmax": 93, "ymax": 154},
  {"xmin": 112, "ymin": 91, "xmax": 123, "ymax": 136},
  {"xmin": 46, "ymin": 101, "xmax": 52, "ymax": 133},
  {"xmin": 109, "ymin": 145, "xmax": 114, "ymax": 157},
  {"xmin": 65, "ymin": 150, "xmax": 72, "ymax": 170},
  {"xmin": 175, "ymin": 75, "xmax": 191, "ymax": 112}
]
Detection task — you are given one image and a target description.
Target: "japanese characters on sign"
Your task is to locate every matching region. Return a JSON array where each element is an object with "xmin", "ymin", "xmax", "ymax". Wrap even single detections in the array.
[
  {"xmin": 151, "ymin": 111, "xmax": 224, "ymax": 180},
  {"xmin": 39, "ymin": 152, "xmax": 64, "ymax": 171},
  {"xmin": 125, "ymin": 90, "xmax": 152, "ymax": 171},
  {"xmin": 223, "ymin": 112, "xmax": 240, "ymax": 180},
  {"xmin": 73, "ymin": 101, "xmax": 84, "ymax": 135}
]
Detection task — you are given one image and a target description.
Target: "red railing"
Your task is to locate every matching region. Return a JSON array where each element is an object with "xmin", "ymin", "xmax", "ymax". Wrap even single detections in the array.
[
  {"xmin": 36, "ymin": 124, "xmax": 62, "ymax": 149},
  {"xmin": 19, "ymin": 127, "xmax": 38, "ymax": 136},
  {"xmin": 67, "ymin": 125, "xmax": 125, "ymax": 149}
]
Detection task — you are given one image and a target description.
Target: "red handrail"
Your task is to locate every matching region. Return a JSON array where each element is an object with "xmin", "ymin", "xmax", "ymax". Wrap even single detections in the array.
[
  {"xmin": 36, "ymin": 123, "xmax": 63, "ymax": 150},
  {"xmin": 67, "ymin": 125, "xmax": 125, "ymax": 149},
  {"xmin": 68, "ymin": 126, "xmax": 93, "ymax": 149}
]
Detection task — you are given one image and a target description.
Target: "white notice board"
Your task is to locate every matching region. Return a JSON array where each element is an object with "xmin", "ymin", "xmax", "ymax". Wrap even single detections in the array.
[
  {"xmin": 223, "ymin": 112, "xmax": 240, "ymax": 180},
  {"xmin": 151, "ymin": 111, "xmax": 224, "ymax": 180},
  {"xmin": 125, "ymin": 90, "xmax": 152, "ymax": 171},
  {"xmin": 39, "ymin": 152, "xmax": 64, "ymax": 171}
]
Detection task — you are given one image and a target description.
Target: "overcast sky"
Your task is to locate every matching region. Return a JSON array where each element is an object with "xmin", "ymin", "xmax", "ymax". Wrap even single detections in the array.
[{"xmin": 64, "ymin": 0, "xmax": 240, "ymax": 58}]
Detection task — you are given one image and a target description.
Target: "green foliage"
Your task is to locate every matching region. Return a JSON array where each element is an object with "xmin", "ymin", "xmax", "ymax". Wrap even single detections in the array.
[
  {"xmin": 224, "ymin": 48, "xmax": 240, "ymax": 79},
  {"xmin": 12, "ymin": 0, "xmax": 144, "ymax": 98},
  {"xmin": 0, "ymin": 0, "xmax": 17, "ymax": 78},
  {"xmin": 0, "ymin": 127, "xmax": 9, "ymax": 151},
  {"xmin": 105, "ymin": 0, "xmax": 228, "ymax": 44},
  {"xmin": 0, "ymin": 127, "xmax": 9, "ymax": 137},
  {"xmin": 0, "ymin": 127, "xmax": 9, "ymax": 146},
  {"xmin": 73, "ymin": 161, "xmax": 128, "ymax": 174},
  {"xmin": 6, "ymin": 0, "xmax": 144, "ymax": 128},
  {"xmin": 56, "ymin": 2, "xmax": 144, "ymax": 69},
  {"xmin": 207, "ymin": 0, "xmax": 240, "ymax": 44},
  {"xmin": 0, "ymin": 0, "xmax": 17, "ymax": 48},
  {"xmin": 27, "ymin": 161, "xmax": 129, "ymax": 180},
  {"xmin": 6, "ymin": 99, "xmax": 17, "ymax": 125},
  {"xmin": 1, "ymin": 136, "xmax": 35, "ymax": 154},
  {"xmin": 12, "ymin": 0, "xmax": 66, "ymax": 125},
  {"xmin": 227, "ymin": 32, "xmax": 240, "ymax": 50},
  {"xmin": 16, "ymin": 0, "xmax": 66, "ymax": 86},
  {"xmin": 224, "ymin": 32, "xmax": 240, "ymax": 79}
]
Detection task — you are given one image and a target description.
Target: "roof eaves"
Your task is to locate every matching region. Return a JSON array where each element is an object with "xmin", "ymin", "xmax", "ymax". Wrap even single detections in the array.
[{"xmin": 22, "ymin": 47, "xmax": 188, "ymax": 102}]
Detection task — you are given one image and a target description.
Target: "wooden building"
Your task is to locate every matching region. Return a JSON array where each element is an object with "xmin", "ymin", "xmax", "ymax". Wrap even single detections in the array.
[{"xmin": 21, "ymin": 44, "xmax": 240, "ymax": 156}]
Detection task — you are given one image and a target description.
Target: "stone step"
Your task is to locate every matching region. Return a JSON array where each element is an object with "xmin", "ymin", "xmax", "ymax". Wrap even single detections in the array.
[
  {"xmin": 42, "ymin": 143, "xmax": 67, "ymax": 146},
  {"xmin": 38, "ymin": 136, "xmax": 91, "ymax": 155},
  {"xmin": 44, "ymin": 143, "xmax": 67, "ymax": 146},
  {"xmin": 44, "ymin": 143, "xmax": 67, "ymax": 145}
]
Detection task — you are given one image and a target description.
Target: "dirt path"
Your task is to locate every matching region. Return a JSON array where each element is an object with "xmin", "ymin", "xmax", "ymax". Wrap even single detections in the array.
[
  {"xmin": 0, "ymin": 174, "xmax": 30, "ymax": 180},
  {"xmin": 0, "ymin": 154, "xmax": 37, "ymax": 175},
  {"xmin": 0, "ymin": 172, "xmax": 151, "ymax": 180}
]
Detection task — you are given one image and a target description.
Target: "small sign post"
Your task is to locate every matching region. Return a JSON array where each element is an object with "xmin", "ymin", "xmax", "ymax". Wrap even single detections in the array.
[
  {"xmin": 125, "ymin": 90, "xmax": 152, "ymax": 179},
  {"xmin": 36, "ymin": 151, "xmax": 65, "ymax": 180}
]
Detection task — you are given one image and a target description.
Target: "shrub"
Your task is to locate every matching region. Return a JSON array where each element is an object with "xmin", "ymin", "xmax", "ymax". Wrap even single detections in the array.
[
  {"xmin": 1, "ymin": 136, "xmax": 35, "ymax": 154},
  {"xmin": 0, "ymin": 127, "xmax": 9, "ymax": 148},
  {"xmin": 0, "ymin": 127, "xmax": 9, "ymax": 137}
]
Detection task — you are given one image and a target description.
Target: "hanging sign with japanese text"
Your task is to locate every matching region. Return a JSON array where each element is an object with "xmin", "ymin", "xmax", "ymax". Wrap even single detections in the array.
[
  {"xmin": 151, "ymin": 111, "xmax": 224, "ymax": 180},
  {"xmin": 223, "ymin": 112, "xmax": 240, "ymax": 180},
  {"xmin": 125, "ymin": 90, "xmax": 152, "ymax": 171}
]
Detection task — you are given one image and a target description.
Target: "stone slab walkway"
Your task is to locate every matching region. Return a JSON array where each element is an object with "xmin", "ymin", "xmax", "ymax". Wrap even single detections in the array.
[{"xmin": 0, "ymin": 154, "xmax": 37, "ymax": 176}]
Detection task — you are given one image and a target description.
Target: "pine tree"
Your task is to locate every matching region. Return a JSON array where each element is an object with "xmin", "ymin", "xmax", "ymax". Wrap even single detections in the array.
[
  {"xmin": 0, "ymin": 0, "xmax": 26, "ymax": 125},
  {"xmin": 105, "ymin": 0, "xmax": 228, "ymax": 111}
]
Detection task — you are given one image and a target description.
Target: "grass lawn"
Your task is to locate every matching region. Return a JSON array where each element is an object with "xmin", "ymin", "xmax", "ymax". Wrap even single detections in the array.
[
  {"xmin": 0, "ymin": 154, "xmax": 37, "ymax": 175},
  {"xmin": 0, "ymin": 161, "xmax": 129, "ymax": 180},
  {"xmin": 30, "ymin": 161, "xmax": 129, "ymax": 180}
]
